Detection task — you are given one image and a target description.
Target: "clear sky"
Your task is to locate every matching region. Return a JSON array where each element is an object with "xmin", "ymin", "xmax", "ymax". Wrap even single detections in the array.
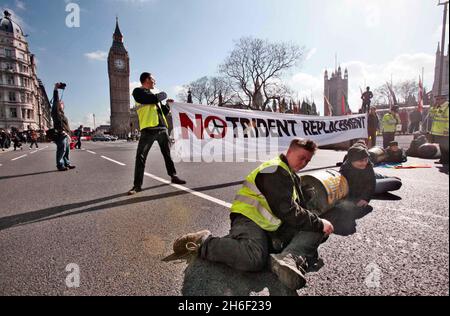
[{"xmin": 1, "ymin": 0, "xmax": 449, "ymax": 128}]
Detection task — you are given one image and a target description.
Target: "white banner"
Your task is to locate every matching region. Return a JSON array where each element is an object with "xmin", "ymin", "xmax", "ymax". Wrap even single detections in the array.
[{"xmin": 170, "ymin": 103, "xmax": 368, "ymax": 162}]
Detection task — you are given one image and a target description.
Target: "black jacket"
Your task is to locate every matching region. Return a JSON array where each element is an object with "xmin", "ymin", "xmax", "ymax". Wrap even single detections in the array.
[
  {"xmin": 385, "ymin": 148, "xmax": 407, "ymax": 163},
  {"xmin": 51, "ymin": 89, "xmax": 71, "ymax": 135},
  {"xmin": 253, "ymin": 154, "xmax": 324, "ymax": 233},
  {"xmin": 339, "ymin": 160, "xmax": 376, "ymax": 202}
]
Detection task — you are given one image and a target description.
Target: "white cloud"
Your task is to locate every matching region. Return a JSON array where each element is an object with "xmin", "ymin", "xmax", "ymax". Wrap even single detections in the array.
[
  {"xmin": 15, "ymin": 1, "xmax": 26, "ymax": 10},
  {"xmin": 289, "ymin": 52, "xmax": 436, "ymax": 115},
  {"xmin": 84, "ymin": 51, "xmax": 108, "ymax": 61}
]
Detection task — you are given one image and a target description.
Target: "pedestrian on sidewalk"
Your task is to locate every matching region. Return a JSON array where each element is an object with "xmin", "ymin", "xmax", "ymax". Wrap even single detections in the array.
[
  {"xmin": 165, "ymin": 139, "xmax": 334, "ymax": 291},
  {"xmin": 128, "ymin": 72, "xmax": 186, "ymax": 195}
]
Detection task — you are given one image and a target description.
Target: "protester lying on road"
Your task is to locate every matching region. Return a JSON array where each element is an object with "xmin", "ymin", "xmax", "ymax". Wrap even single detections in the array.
[{"xmin": 339, "ymin": 145, "xmax": 402, "ymax": 208}]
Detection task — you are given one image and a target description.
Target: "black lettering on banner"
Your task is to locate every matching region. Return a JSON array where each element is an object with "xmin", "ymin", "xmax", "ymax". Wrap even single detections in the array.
[
  {"xmin": 256, "ymin": 119, "xmax": 269, "ymax": 137},
  {"xmin": 277, "ymin": 120, "xmax": 290, "ymax": 137},
  {"xmin": 240, "ymin": 118, "xmax": 251, "ymax": 138},
  {"xmin": 226, "ymin": 117, "xmax": 240, "ymax": 138},
  {"xmin": 302, "ymin": 121, "xmax": 312, "ymax": 136},
  {"xmin": 287, "ymin": 120, "xmax": 297, "ymax": 136},
  {"xmin": 267, "ymin": 119, "xmax": 277, "ymax": 137},
  {"xmin": 310, "ymin": 121, "xmax": 318, "ymax": 135}
]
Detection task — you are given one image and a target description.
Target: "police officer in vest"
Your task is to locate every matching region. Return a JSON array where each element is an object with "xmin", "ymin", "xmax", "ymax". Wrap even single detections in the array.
[
  {"xmin": 430, "ymin": 94, "xmax": 449, "ymax": 165},
  {"xmin": 166, "ymin": 139, "xmax": 334, "ymax": 290},
  {"xmin": 381, "ymin": 106, "xmax": 400, "ymax": 148},
  {"xmin": 128, "ymin": 72, "xmax": 186, "ymax": 195}
]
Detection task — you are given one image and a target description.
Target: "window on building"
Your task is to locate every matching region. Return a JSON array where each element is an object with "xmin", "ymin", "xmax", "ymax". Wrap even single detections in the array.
[
  {"xmin": 7, "ymin": 76, "xmax": 14, "ymax": 85},
  {"xmin": 27, "ymin": 109, "xmax": 32, "ymax": 120},
  {"xmin": 26, "ymin": 94, "xmax": 31, "ymax": 103},
  {"xmin": 20, "ymin": 93, "xmax": 25, "ymax": 103},
  {"xmin": 10, "ymin": 107, "xmax": 17, "ymax": 118},
  {"xmin": 9, "ymin": 92, "xmax": 16, "ymax": 102},
  {"xmin": 21, "ymin": 108, "xmax": 26, "ymax": 119},
  {"xmin": 5, "ymin": 49, "xmax": 12, "ymax": 57}
]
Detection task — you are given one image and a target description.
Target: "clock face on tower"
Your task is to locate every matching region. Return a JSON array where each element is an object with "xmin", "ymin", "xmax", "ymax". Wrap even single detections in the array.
[{"xmin": 114, "ymin": 58, "xmax": 125, "ymax": 70}]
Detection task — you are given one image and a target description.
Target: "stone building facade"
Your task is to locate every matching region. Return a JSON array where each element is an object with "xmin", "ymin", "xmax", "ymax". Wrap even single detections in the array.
[{"xmin": 0, "ymin": 10, "xmax": 51, "ymax": 132}]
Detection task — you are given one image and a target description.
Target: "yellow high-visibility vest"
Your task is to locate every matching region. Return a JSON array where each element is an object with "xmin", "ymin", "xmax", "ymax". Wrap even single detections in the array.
[
  {"xmin": 382, "ymin": 113, "xmax": 399, "ymax": 133},
  {"xmin": 231, "ymin": 156, "xmax": 299, "ymax": 232},
  {"xmin": 431, "ymin": 102, "xmax": 449, "ymax": 137},
  {"xmin": 135, "ymin": 101, "xmax": 169, "ymax": 131}
]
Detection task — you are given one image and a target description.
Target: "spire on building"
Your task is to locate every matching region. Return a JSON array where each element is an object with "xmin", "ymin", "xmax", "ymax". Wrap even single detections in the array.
[
  {"xmin": 324, "ymin": 69, "xmax": 328, "ymax": 79},
  {"xmin": 437, "ymin": 42, "xmax": 441, "ymax": 54},
  {"xmin": 113, "ymin": 17, "xmax": 123, "ymax": 42}
]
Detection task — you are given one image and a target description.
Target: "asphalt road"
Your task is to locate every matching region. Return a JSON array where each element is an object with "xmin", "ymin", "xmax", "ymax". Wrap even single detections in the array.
[{"xmin": 0, "ymin": 137, "xmax": 448, "ymax": 296}]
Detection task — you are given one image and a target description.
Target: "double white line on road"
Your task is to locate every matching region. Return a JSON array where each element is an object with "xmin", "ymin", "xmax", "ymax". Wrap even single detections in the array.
[{"xmin": 97, "ymin": 154, "xmax": 231, "ymax": 208}]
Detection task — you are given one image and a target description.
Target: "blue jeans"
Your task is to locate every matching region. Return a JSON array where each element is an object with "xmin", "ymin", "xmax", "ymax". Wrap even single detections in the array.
[{"xmin": 56, "ymin": 135, "xmax": 71, "ymax": 169}]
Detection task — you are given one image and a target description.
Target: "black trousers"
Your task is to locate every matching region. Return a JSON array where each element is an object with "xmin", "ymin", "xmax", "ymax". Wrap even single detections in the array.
[
  {"xmin": 75, "ymin": 137, "xmax": 82, "ymax": 149},
  {"xmin": 200, "ymin": 214, "xmax": 325, "ymax": 272},
  {"xmin": 133, "ymin": 128, "xmax": 177, "ymax": 188},
  {"xmin": 383, "ymin": 132, "xmax": 395, "ymax": 148},
  {"xmin": 432, "ymin": 135, "xmax": 449, "ymax": 164}
]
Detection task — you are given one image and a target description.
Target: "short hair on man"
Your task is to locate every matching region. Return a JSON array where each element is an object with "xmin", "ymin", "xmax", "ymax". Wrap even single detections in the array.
[
  {"xmin": 140, "ymin": 72, "xmax": 151, "ymax": 84},
  {"xmin": 289, "ymin": 138, "xmax": 317, "ymax": 153}
]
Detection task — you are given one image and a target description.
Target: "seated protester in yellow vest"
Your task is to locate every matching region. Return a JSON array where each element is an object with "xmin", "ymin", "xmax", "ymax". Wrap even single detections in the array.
[
  {"xmin": 384, "ymin": 141, "xmax": 407, "ymax": 163},
  {"xmin": 128, "ymin": 72, "xmax": 186, "ymax": 196},
  {"xmin": 166, "ymin": 139, "xmax": 335, "ymax": 291},
  {"xmin": 339, "ymin": 146, "xmax": 402, "ymax": 209}
]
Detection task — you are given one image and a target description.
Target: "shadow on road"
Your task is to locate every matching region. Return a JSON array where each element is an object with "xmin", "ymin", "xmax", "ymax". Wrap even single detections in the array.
[
  {"xmin": 0, "ymin": 170, "xmax": 59, "ymax": 181},
  {"xmin": 436, "ymin": 164, "xmax": 449, "ymax": 175},
  {"xmin": 0, "ymin": 181, "xmax": 244, "ymax": 231},
  {"xmin": 182, "ymin": 258, "xmax": 298, "ymax": 296},
  {"xmin": 323, "ymin": 204, "xmax": 373, "ymax": 236},
  {"xmin": 371, "ymin": 193, "xmax": 402, "ymax": 201}
]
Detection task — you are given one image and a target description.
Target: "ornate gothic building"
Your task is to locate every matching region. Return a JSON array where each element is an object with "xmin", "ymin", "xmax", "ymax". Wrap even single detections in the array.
[{"xmin": 108, "ymin": 18, "xmax": 131, "ymax": 138}]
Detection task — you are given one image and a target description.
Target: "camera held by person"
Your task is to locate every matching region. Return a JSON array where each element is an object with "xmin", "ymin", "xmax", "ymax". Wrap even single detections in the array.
[{"xmin": 55, "ymin": 82, "xmax": 67, "ymax": 90}]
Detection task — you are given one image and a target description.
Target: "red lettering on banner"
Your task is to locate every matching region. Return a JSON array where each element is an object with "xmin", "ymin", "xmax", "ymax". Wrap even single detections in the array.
[
  {"xmin": 204, "ymin": 116, "xmax": 227, "ymax": 139},
  {"xmin": 179, "ymin": 113, "xmax": 204, "ymax": 139}
]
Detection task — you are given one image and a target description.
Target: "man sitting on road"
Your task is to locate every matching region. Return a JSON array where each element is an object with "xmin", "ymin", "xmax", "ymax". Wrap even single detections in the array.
[{"xmin": 165, "ymin": 139, "xmax": 334, "ymax": 291}]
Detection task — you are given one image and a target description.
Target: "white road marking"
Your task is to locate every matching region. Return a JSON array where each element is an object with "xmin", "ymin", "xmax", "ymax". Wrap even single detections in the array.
[
  {"xmin": 30, "ymin": 150, "xmax": 39, "ymax": 154},
  {"xmin": 86, "ymin": 150, "xmax": 96, "ymax": 155},
  {"xmin": 12, "ymin": 154, "xmax": 27, "ymax": 161},
  {"xmin": 101, "ymin": 156, "xmax": 126, "ymax": 166},
  {"xmin": 144, "ymin": 172, "xmax": 232, "ymax": 209},
  {"xmin": 95, "ymin": 155, "xmax": 232, "ymax": 209}
]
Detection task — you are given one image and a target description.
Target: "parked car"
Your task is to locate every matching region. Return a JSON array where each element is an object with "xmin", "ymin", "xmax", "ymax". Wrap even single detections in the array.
[{"xmin": 92, "ymin": 135, "xmax": 111, "ymax": 142}]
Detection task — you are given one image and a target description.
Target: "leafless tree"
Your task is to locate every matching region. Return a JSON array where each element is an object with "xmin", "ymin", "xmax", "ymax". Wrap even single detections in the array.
[
  {"xmin": 177, "ymin": 76, "xmax": 235, "ymax": 106},
  {"xmin": 219, "ymin": 37, "xmax": 305, "ymax": 110},
  {"xmin": 396, "ymin": 80, "xmax": 419, "ymax": 103}
]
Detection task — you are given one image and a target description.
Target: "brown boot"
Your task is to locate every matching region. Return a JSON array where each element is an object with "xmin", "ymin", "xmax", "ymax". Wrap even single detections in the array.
[
  {"xmin": 162, "ymin": 230, "xmax": 211, "ymax": 262},
  {"xmin": 270, "ymin": 253, "xmax": 307, "ymax": 290}
]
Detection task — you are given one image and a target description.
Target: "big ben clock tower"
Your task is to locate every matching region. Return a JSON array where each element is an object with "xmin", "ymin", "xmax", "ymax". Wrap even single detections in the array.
[{"xmin": 108, "ymin": 17, "xmax": 130, "ymax": 138}]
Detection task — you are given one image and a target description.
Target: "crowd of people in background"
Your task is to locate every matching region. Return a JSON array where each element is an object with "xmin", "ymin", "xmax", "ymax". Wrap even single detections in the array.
[{"xmin": 0, "ymin": 127, "xmax": 42, "ymax": 151}]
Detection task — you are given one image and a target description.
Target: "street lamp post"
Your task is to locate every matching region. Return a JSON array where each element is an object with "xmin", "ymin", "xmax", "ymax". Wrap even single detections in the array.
[{"xmin": 437, "ymin": 0, "xmax": 449, "ymax": 96}]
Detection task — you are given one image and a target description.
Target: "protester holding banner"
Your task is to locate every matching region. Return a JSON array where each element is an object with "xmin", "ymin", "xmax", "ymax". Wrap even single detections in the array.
[
  {"xmin": 165, "ymin": 139, "xmax": 334, "ymax": 291},
  {"xmin": 128, "ymin": 72, "xmax": 186, "ymax": 196}
]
